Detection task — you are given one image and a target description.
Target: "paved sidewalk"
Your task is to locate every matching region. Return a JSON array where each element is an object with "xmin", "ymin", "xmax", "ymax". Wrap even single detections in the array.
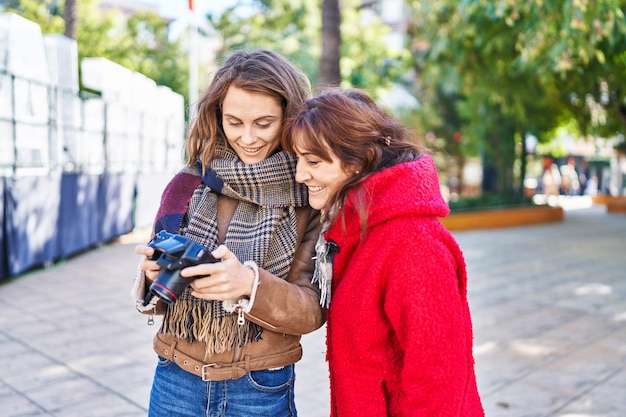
[{"xmin": 1, "ymin": 203, "xmax": 625, "ymax": 417}]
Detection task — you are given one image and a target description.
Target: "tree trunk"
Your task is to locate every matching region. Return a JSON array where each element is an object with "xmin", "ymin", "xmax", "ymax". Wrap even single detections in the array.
[
  {"xmin": 64, "ymin": 0, "xmax": 77, "ymax": 39},
  {"xmin": 520, "ymin": 131, "xmax": 528, "ymax": 198},
  {"xmin": 318, "ymin": 0, "xmax": 341, "ymax": 87}
]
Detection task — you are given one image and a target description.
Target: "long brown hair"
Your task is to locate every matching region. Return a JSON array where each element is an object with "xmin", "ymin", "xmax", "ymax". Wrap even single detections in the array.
[
  {"xmin": 186, "ymin": 49, "xmax": 311, "ymax": 170},
  {"xmin": 283, "ymin": 87, "xmax": 427, "ymax": 232}
]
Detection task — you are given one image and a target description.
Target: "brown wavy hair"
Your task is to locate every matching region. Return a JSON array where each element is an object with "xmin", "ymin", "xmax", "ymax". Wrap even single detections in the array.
[
  {"xmin": 283, "ymin": 87, "xmax": 427, "ymax": 232},
  {"xmin": 186, "ymin": 49, "xmax": 311, "ymax": 171}
]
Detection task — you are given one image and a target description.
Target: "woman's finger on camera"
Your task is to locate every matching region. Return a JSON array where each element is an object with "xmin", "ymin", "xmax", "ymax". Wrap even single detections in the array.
[
  {"xmin": 140, "ymin": 258, "xmax": 159, "ymax": 271},
  {"xmin": 180, "ymin": 262, "xmax": 216, "ymax": 278},
  {"xmin": 189, "ymin": 278, "xmax": 239, "ymax": 300},
  {"xmin": 134, "ymin": 244, "xmax": 154, "ymax": 258},
  {"xmin": 145, "ymin": 269, "xmax": 159, "ymax": 281},
  {"xmin": 180, "ymin": 246, "xmax": 234, "ymax": 278},
  {"xmin": 211, "ymin": 244, "xmax": 235, "ymax": 261}
]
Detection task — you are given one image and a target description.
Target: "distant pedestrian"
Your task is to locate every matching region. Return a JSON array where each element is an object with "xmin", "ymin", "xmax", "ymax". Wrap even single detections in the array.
[
  {"xmin": 578, "ymin": 158, "xmax": 590, "ymax": 196},
  {"xmin": 560, "ymin": 157, "xmax": 580, "ymax": 196},
  {"xmin": 284, "ymin": 88, "xmax": 484, "ymax": 416},
  {"xmin": 585, "ymin": 175, "xmax": 599, "ymax": 196},
  {"xmin": 542, "ymin": 157, "xmax": 561, "ymax": 200}
]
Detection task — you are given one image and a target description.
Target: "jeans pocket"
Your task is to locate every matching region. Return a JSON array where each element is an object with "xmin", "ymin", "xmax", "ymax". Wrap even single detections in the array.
[
  {"xmin": 246, "ymin": 365, "xmax": 294, "ymax": 393},
  {"xmin": 156, "ymin": 355, "xmax": 172, "ymax": 368}
]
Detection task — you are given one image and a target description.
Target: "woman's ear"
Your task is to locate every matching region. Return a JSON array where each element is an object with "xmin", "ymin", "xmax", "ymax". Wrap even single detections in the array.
[{"xmin": 345, "ymin": 163, "xmax": 361, "ymax": 176}]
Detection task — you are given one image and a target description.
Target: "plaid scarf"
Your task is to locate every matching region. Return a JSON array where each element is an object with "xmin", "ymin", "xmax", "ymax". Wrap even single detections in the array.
[{"xmin": 154, "ymin": 144, "xmax": 308, "ymax": 355}]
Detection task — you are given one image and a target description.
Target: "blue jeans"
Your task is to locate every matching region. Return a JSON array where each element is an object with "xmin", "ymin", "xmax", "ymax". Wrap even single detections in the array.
[{"xmin": 148, "ymin": 356, "xmax": 297, "ymax": 417}]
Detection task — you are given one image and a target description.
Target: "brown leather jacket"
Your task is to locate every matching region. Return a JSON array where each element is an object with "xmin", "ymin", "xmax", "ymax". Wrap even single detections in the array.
[{"xmin": 144, "ymin": 195, "xmax": 324, "ymax": 380}]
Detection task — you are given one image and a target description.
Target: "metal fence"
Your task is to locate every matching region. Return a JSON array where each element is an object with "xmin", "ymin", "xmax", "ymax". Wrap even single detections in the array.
[
  {"xmin": 0, "ymin": 68, "xmax": 186, "ymax": 177},
  {"xmin": 0, "ymin": 13, "xmax": 188, "ymax": 280}
]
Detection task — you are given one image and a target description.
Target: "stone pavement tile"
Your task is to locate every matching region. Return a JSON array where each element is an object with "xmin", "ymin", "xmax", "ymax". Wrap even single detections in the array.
[
  {"xmin": 1, "ymin": 380, "xmax": 52, "ymax": 416},
  {"xmin": 48, "ymin": 392, "xmax": 145, "ymax": 417},
  {"xmin": 66, "ymin": 352, "xmax": 135, "ymax": 376},
  {"xmin": 473, "ymin": 305, "xmax": 584, "ymax": 352},
  {"xmin": 0, "ymin": 354, "xmax": 76, "ymax": 392},
  {"xmin": 29, "ymin": 328, "xmax": 131, "ymax": 365},
  {"xmin": 506, "ymin": 306, "xmax": 584, "ymax": 339},
  {"xmin": 0, "ymin": 303, "xmax": 54, "ymax": 336},
  {"xmin": 599, "ymin": 324, "xmax": 626, "ymax": 356},
  {"xmin": 21, "ymin": 376, "xmax": 106, "ymax": 412},
  {"xmin": 6, "ymin": 316, "xmax": 74, "ymax": 341},
  {"xmin": 480, "ymin": 365, "xmax": 606, "ymax": 417},
  {"xmin": 546, "ymin": 331, "xmax": 626, "ymax": 380},
  {"xmin": 488, "ymin": 333, "xmax": 626, "ymax": 416},
  {"xmin": 94, "ymin": 364, "xmax": 154, "ymax": 409},
  {"xmin": 539, "ymin": 283, "xmax": 626, "ymax": 317},
  {"xmin": 473, "ymin": 350, "xmax": 536, "ymax": 396},
  {"xmin": 481, "ymin": 381, "xmax": 573, "ymax": 417},
  {"xmin": 470, "ymin": 297, "xmax": 540, "ymax": 325},
  {"xmin": 295, "ymin": 327, "xmax": 330, "ymax": 417},
  {"xmin": 0, "ymin": 340, "xmax": 59, "ymax": 377},
  {"xmin": 561, "ymin": 367, "xmax": 626, "ymax": 417},
  {"xmin": 554, "ymin": 369, "xmax": 626, "ymax": 417},
  {"xmin": 535, "ymin": 314, "xmax": 623, "ymax": 352}
]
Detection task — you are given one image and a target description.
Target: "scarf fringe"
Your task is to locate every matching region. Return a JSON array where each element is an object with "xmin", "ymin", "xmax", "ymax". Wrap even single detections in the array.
[
  {"xmin": 313, "ymin": 222, "xmax": 336, "ymax": 309},
  {"xmin": 162, "ymin": 294, "xmax": 263, "ymax": 356}
]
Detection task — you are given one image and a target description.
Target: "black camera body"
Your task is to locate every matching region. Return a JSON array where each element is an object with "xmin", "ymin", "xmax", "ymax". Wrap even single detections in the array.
[{"xmin": 147, "ymin": 230, "xmax": 218, "ymax": 304}]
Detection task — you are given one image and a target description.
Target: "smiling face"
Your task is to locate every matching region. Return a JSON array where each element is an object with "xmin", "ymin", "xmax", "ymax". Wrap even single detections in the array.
[
  {"xmin": 293, "ymin": 137, "xmax": 354, "ymax": 211},
  {"xmin": 221, "ymin": 86, "xmax": 283, "ymax": 164}
]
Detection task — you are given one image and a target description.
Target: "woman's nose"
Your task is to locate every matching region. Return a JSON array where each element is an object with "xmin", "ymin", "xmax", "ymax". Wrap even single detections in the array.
[
  {"xmin": 295, "ymin": 160, "xmax": 310, "ymax": 183},
  {"xmin": 240, "ymin": 127, "xmax": 255, "ymax": 144}
]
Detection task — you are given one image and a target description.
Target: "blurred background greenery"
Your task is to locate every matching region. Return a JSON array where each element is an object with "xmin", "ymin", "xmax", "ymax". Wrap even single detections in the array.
[{"xmin": 3, "ymin": 0, "xmax": 625, "ymax": 207}]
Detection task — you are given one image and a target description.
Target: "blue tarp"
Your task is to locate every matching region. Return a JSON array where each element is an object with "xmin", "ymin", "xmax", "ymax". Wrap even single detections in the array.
[
  {"xmin": 4, "ymin": 173, "xmax": 63, "ymax": 276},
  {"xmin": 0, "ymin": 178, "xmax": 7, "ymax": 280},
  {"xmin": 97, "ymin": 172, "xmax": 136, "ymax": 242},
  {"xmin": 1, "ymin": 172, "xmax": 139, "ymax": 280},
  {"xmin": 57, "ymin": 173, "xmax": 101, "ymax": 257}
]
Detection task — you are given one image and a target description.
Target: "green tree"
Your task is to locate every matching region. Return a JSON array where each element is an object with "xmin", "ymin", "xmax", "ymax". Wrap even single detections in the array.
[
  {"xmin": 409, "ymin": 0, "xmax": 626, "ymax": 195},
  {"xmin": 208, "ymin": 0, "xmax": 410, "ymax": 94},
  {"xmin": 208, "ymin": 0, "xmax": 322, "ymax": 81},
  {"xmin": 0, "ymin": 0, "xmax": 65, "ymax": 32},
  {"xmin": 108, "ymin": 11, "xmax": 187, "ymax": 99},
  {"xmin": 1, "ymin": 0, "xmax": 187, "ymax": 100}
]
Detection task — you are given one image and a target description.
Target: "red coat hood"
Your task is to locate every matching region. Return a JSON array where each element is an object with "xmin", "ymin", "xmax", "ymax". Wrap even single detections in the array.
[{"xmin": 327, "ymin": 154, "xmax": 449, "ymax": 241}]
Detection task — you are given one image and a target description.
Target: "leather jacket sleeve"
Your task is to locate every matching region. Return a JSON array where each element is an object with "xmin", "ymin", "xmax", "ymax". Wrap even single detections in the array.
[{"xmin": 246, "ymin": 206, "xmax": 325, "ymax": 335}]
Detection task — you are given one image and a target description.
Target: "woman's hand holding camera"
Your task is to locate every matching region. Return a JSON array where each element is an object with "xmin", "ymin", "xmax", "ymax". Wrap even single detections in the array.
[
  {"xmin": 183, "ymin": 245, "xmax": 255, "ymax": 301},
  {"xmin": 135, "ymin": 244, "xmax": 160, "ymax": 283},
  {"xmin": 135, "ymin": 238, "xmax": 254, "ymax": 303}
]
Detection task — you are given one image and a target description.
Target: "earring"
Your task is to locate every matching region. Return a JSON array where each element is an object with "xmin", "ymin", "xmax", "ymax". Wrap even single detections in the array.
[{"xmin": 354, "ymin": 170, "xmax": 360, "ymax": 175}]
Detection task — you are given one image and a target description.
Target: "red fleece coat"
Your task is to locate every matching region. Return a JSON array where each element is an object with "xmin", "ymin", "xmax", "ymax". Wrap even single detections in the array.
[{"xmin": 324, "ymin": 155, "xmax": 484, "ymax": 416}]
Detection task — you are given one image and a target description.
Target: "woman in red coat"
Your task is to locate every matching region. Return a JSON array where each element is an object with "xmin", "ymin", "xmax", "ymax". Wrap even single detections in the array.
[{"xmin": 283, "ymin": 88, "xmax": 484, "ymax": 416}]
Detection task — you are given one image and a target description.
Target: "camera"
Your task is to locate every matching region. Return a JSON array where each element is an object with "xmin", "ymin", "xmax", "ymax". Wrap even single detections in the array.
[{"xmin": 146, "ymin": 230, "xmax": 218, "ymax": 304}]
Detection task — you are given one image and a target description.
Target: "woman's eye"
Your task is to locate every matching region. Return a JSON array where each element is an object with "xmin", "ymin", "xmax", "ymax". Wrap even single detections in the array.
[
  {"xmin": 308, "ymin": 159, "xmax": 320, "ymax": 167},
  {"xmin": 257, "ymin": 123, "xmax": 271, "ymax": 129},
  {"xmin": 226, "ymin": 121, "xmax": 242, "ymax": 126}
]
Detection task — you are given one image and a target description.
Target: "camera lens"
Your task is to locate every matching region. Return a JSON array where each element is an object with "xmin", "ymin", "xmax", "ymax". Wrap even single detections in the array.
[
  {"xmin": 149, "ymin": 270, "xmax": 189, "ymax": 304},
  {"xmin": 150, "ymin": 282, "xmax": 178, "ymax": 304}
]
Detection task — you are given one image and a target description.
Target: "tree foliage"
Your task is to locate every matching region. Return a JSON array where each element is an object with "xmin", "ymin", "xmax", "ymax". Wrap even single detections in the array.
[
  {"xmin": 207, "ymin": 0, "xmax": 322, "ymax": 82},
  {"xmin": 1, "ymin": 0, "xmax": 187, "ymax": 100},
  {"xmin": 408, "ymin": 0, "xmax": 626, "ymax": 194},
  {"xmin": 207, "ymin": 0, "xmax": 411, "ymax": 95}
]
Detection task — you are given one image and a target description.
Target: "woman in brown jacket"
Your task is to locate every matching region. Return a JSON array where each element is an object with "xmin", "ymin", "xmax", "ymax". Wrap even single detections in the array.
[{"xmin": 132, "ymin": 49, "xmax": 323, "ymax": 417}]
